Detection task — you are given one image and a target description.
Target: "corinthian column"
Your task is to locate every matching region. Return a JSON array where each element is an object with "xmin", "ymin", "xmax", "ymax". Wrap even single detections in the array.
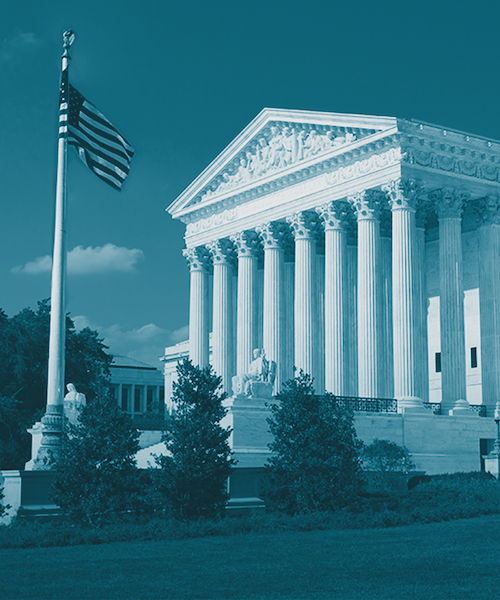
[
  {"xmin": 348, "ymin": 191, "xmax": 382, "ymax": 398},
  {"xmin": 433, "ymin": 188, "xmax": 469, "ymax": 414},
  {"xmin": 476, "ymin": 196, "xmax": 500, "ymax": 417},
  {"xmin": 287, "ymin": 212, "xmax": 317, "ymax": 380},
  {"xmin": 317, "ymin": 201, "xmax": 349, "ymax": 395},
  {"xmin": 231, "ymin": 231, "xmax": 259, "ymax": 376},
  {"xmin": 383, "ymin": 180, "xmax": 424, "ymax": 411},
  {"xmin": 256, "ymin": 222, "xmax": 285, "ymax": 392},
  {"xmin": 183, "ymin": 246, "xmax": 210, "ymax": 368},
  {"xmin": 207, "ymin": 239, "xmax": 235, "ymax": 393}
]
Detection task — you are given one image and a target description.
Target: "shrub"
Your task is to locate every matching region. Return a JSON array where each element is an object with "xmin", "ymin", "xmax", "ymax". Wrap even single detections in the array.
[
  {"xmin": 362, "ymin": 439, "xmax": 415, "ymax": 491},
  {"xmin": 51, "ymin": 394, "xmax": 145, "ymax": 526},
  {"xmin": 266, "ymin": 372, "xmax": 364, "ymax": 514},
  {"xmin": 155, "ymin": 360, "xmax": 235, "ymax": 519}
]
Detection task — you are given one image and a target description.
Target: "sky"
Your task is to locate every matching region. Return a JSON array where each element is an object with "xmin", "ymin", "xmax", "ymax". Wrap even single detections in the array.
[{"xmin": 2, "ymin": 0, "xmax": 500, "ymax": 368}]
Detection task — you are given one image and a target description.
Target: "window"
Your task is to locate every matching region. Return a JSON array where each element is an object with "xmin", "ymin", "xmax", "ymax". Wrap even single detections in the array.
[
  {"xmin": 134, "ymin": 386, "xmax": 143, "ymax": 413},
  {"xmin": 121, "ymin": 386, "xmax": 129, "ymax": 412},
  {"xmin": 435, "ymin": 352, "xmax": 441, "ymax": 373},
  {"xmin": 471, "ymin": 347, "xmax": 478, "ymax": 369}
]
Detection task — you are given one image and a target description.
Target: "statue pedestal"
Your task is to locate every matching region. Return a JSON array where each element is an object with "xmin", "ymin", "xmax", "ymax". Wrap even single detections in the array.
[
  {"xmin": 484, "ymin": 453, "xmax": 500, "ymax": 478},
  {"xmin": 222, "ymin": 395, "xmax": 275, "ymax": 511},
  {"xmin": 222, "ymin": 395, "xmax": 274, "ymax": 469},
  {"xmin": 25, "ymin": 422, "xmax": 43, "ymax": 471}
]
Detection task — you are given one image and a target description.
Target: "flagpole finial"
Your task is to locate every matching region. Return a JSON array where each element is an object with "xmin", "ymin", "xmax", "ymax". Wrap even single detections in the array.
[{"xmin": 62, "ymin": 30, "xmax": 75, "ymax": 58}]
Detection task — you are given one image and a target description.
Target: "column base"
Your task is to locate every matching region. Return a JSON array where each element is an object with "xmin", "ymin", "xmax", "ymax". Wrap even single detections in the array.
[
  {"xmin": 448, "ymin": 398, "xmax": 476, "ymax": 416},
  {"xmin": 397, "ymin": 396, "xmax": 428, "ymax": 414}
]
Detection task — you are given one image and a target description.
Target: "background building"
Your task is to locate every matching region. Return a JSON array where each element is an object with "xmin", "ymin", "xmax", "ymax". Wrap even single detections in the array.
[{"xmin": 110, "ymin": 355, "xmax": 164, "ymax": 417}]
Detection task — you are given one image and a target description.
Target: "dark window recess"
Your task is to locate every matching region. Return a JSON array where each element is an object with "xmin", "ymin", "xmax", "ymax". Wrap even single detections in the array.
[
  {"xmin": 134, "ymin": 387, "xmax": 142, "ymax": 412},
  {"xmin": 121, "ymin": 387, "xmax": 128, "ymax": 412},
  {"xmin": 147, "ymin": 387, "xmax": 154, "ymax": 411},
  {"xmin": 471, "ymin": 347, "xmax": 478, "ymax": 369},
  {"xmin": 435, "ymin": 352, "xmax": 442, "ymax": 373}
]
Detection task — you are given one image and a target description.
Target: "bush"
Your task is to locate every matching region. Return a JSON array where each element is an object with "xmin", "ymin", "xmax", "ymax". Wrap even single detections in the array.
[
  {"xmin": 362, "ymin": 439, "xmax": 415, "ymax": 491},
  {"xmin": 51, "ymin": 394, "xmax": 146, "ymax": 526},
  {"xmin": 266, "ymin": 372, "xmax": 364, "ymax": 514},
  {"xmin": 155, "ymin": 360, "xmax": 235, "ymax": 520}
]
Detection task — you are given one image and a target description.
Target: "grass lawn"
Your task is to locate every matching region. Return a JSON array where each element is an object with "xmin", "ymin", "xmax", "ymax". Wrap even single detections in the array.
[{"xmin": 1, "ymin": 514, "xmax": 499, "ymax": 600}]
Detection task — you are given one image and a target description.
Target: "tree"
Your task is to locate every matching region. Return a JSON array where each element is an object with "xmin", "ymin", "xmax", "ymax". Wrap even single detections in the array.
[
  {"xmin": 156, "ymin": 360, "xmax": 235, "ymax": 519},
  {"xmin": 51, "ymin": 394, "xmax": 142, "ymax": 526},
  {"xmin": 362, "ymin": 439, "xmax": 415, "ymax": 491},
  {"xmin": 0, "ymin": 300, "xmax": 112, "ymax": 469},
  {"xmin": 266, "ymin": 372, "xmax": 364, "ymax": 514}
]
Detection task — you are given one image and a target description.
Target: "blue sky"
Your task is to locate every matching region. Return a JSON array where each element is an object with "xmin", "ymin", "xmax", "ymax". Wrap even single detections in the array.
[{"xmin": 2, "ymin": 0, "xmax": 500, "ymax": 367}]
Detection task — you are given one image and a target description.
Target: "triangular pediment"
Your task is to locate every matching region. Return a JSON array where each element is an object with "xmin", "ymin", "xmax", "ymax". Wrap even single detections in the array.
[{"xmin": 168, "ymin": 108, "xmax": 398, "ymax": 220}]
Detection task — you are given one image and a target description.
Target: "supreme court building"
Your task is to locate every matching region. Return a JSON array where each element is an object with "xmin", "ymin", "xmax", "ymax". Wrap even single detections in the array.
[{"xmin": 166, "ymin": 108, "xmax": 500, "ymax": 476}]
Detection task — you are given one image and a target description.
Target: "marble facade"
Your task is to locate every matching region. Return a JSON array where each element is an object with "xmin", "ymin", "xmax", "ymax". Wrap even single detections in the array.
[{"xmin": 168, "ymin": 108, "xmax": 500, "ymax": 420}]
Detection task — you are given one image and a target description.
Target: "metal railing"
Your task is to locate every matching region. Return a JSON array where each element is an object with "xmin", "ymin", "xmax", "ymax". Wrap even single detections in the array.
[
  {"xmin": 423, "ymin": 402, "xmax": 441, "ymax": 415},
  {"xmin": 422, "ymin": 402, "xmax": 487, "ymax": 417},
  {"xmin": 329, "ymin": 395, "xmax": 398, "ymax": 413},
  {"xmin": 470, "ymin": 404, "xmax": 487, "ymax": 417}
]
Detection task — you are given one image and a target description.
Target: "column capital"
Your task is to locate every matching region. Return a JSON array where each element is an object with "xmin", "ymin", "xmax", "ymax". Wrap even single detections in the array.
[
  {"xmin": 348, "ymin": 190, "xmax": 384, "ymax": 221},
  {"xmin": 431, "ymin": 187, "xmax": 469, "ymax": 219},
  {"xmin": 230, "ymin": 230, "xmax": 260, "ymax": 257},
  {"xmin": 474, "ymin": 196, "xmax": 500, "ymax": 226},
  {"xmin": 256, "ymin": 221, "xmax": 286, "ymax": 250},
  {"xmin": 316, "ymin": 200, "xmax": 350, "ymax": 231},
  {"xmin": 206, "ymin": 238, "xmax": 236, "ymax": 266},
  {"xmin": 182, "ymin": 246, "xmax": 210, "ymax": 271},
  {"xmin": 287, "ymin": 211, "xmax": 318, "ymax": 240},
  {"xmin": 382, "ymin": 179, "xmax": 420, "ymax": 211}
]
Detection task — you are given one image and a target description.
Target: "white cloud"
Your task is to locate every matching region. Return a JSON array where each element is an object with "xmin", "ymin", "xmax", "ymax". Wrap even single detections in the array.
[
  {"xmin": 1, "ymin": 32, "xmax": 41, "ymax": 62},
  {"xmin": 12, "ymin": 244, "xmax": 144, "ymax": 275},
  {"xmin": 73, "ymin": 317, "xmax": 188, "ymax": 368}
]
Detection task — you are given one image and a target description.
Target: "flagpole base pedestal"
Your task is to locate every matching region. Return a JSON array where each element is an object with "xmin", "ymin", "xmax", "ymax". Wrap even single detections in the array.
[{"xmin": 31, "ymin": 405, "xmax": 64, "ymax": 471}]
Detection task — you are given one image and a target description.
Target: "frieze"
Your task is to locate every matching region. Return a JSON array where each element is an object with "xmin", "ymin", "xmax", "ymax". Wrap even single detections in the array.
[
  {"xmin": 200, "ymin": 122, "xmax": 358, "ymax": 201},
  {"xmin": 325, "ymin": 148, "xmax": 403, "ymax": 186},
  {"xmin": 402, "ymin": 140, "xmax": 500, "ymax": 184},
  {"xmin": 185, "ymin": 207, "xmax": 239, "ymax": 237}
]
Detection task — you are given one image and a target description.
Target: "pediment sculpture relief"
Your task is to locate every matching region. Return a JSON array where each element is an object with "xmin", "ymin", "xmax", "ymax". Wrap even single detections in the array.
[{"xmin": 201, "ymin": 124, "xmax": 357, "ymax": 201}]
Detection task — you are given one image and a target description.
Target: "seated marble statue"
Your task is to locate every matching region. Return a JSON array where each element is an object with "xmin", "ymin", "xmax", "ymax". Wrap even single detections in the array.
[
  {"xmin": 63, "ymin": 383, "xmax": 86, "ymax": 425},
  {"xmin": 232, "ymin": 348, "xmax": 276, "ymax": 397}
]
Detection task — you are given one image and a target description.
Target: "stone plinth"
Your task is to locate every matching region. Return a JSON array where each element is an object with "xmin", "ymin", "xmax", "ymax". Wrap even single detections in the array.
[
  {"xmin": 483, "ymin": 453, "xmax": 500, "ymax": 478},
  {"xmin": 25, "ymin": 421, "xmax": 43, "ymax": 471},
  {"xmin": 222, "ymin": 395, "xmax": 273, "ymax": 469},
  {"xmin": 0, "ymin": 470, "xmax": 58, "ymax": 525}
]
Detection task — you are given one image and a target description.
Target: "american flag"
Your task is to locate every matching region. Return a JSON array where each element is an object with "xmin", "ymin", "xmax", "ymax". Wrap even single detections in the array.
[{"xmin": 59, "ymin": 68, "xmax": 134, "ymax": 190}]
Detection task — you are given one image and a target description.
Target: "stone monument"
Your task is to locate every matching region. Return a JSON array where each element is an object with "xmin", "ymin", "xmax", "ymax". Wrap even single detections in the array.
[
  {"xmin": 232, "ymin": 348, "xmax": 276, "ymax": 398},
  {"xmin": 63, "ymin": 383, "xmax": 86, "ymax": 426}
]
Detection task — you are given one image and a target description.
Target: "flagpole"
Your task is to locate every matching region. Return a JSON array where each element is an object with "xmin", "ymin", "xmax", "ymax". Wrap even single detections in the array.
[{"xmin": 33, "ymin": 30, "xmax": 75, "ymax": 469}]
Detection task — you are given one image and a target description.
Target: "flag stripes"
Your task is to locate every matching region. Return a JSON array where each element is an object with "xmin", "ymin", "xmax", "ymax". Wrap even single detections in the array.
[{"xmin": 59, "ymin": 68, "xmax": 134, "ymax": 190}]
